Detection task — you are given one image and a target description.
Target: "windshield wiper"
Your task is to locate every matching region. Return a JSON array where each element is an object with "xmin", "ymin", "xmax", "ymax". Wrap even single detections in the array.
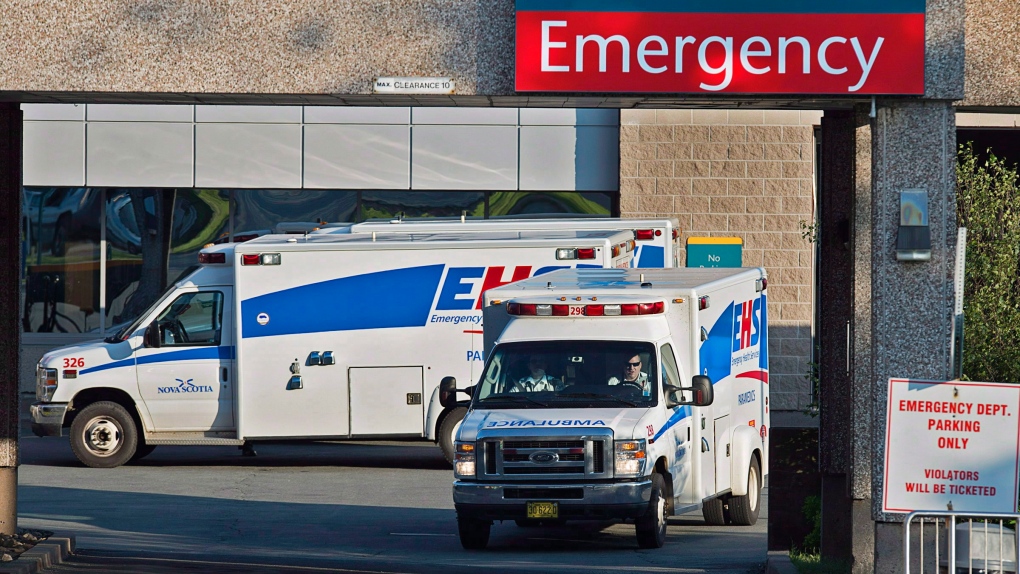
[
  {"xmin": 556, "ymin": 392, "xmax": 638, "ymax": 407},
  {"xmin": 479, "ymin": 394, "xmax": 549, "ymax": 407}
]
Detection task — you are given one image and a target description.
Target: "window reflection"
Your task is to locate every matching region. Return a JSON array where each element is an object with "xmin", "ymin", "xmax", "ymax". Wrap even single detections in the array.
[
  {"xmin": 22, "ymin": 188, "xmax": 102, "ymax": 333},
  {"xmin": 360, "ymin": 191, "xmax": 484, "ymax": 220},
  {"xmin": 105, "ymin": 190, "xmax": 231, "ymax": 331},
  {"xmin": 22, "ymin": 187, "xmax": 617, "ymax": 335},
  {"xmin": 232, "ymin": 190, "xmax": 357, "ymax": 238},
  {"xmin": 488, "ymin": 191, "xmax": 611, "ymax": 217}
]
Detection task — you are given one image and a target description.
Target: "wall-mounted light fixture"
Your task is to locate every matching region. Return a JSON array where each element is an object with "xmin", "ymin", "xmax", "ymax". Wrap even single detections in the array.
[{"xmin": 896, "ymin": 189, "xmax": 931, "ymax": 261}]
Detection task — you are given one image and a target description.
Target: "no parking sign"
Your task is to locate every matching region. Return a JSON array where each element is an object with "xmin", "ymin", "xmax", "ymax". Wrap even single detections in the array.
[{"xmin": 882, "ymin": 378, "xmax": 1020, "ymax": 514}]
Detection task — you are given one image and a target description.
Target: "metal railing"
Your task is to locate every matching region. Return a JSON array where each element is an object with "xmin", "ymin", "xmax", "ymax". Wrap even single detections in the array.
[{"xmin": 905, "ymin": 511, "xmax": 1020, "ymax": 574}]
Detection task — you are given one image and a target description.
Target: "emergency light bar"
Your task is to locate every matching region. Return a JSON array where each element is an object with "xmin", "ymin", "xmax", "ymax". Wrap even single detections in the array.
[
  {"xmin": 198, "ymin": 252, "xmax": 226, "ymax": 264},
  {"xmin": 507, "ymin": 301, "xmax": 665, "ymax": 316},
  {"xmin": 635, "ymin": 229, "xmax": 663, "ymax": 240},
  {"xmin": 241, "ymin": 253, "xmax": 282, "ymax": 266}
]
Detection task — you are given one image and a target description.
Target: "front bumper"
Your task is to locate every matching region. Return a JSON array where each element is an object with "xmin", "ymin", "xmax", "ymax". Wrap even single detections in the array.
[
  {"xmin": 30, "ymin": 402, "xmax": 68, "ymax": 437},
  {"xmin": 453, "ymin": 479, "xmax": 652, "ymax": 521}
]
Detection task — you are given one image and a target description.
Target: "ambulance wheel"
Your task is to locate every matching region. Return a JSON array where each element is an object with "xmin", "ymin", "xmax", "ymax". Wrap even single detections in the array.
[
  {"xmin": 70, "ymin": 401, "xmax": 138, "ymax": 468},
  {"xmin": 439, "ymin": 406, "xmax": 467, "ymax": 465},
  {"xmin": 635, "ymin": 472, "xmax": 668, "ymax": 548},
  {"xmin": 457, "ymin": 515, "xmax": 490, "ymax": 550},
  {"xmin": 703, "ymin": 496, "xmax": 728, "ymax": 525},
  {"xmin": 130, "ymin": 443, "xmax": 157, "ymax": 462},
  {"xmin": 729, "ymin": 457, "xmax": 761, "ymax": 526}
]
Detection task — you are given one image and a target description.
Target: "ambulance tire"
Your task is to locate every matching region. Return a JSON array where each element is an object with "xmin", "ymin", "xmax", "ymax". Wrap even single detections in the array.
[
  {"xmin": 130, "ymin": 443, "xmax": 157, "ymax": 462},
  {"xmin": 729, "ymin": 457, "xmax": 761, "ymax": 526},
  {"xmin": 457, "ymin": 515, "xmax": 491, "ymax": 550},
  {"xmin": 70, "ymin": 401, "xmax": 138, "ymax": 468},
  {"xmin": 635, "ymin": 472, "xmax": 668, "ymax": 549},
  {"xmin": 702, "ymin": 496, "xmax": 728, "ymax": 525},
  {"xmin": 439, "ymin": 406, "xmax": 467, "ymax": 465}
]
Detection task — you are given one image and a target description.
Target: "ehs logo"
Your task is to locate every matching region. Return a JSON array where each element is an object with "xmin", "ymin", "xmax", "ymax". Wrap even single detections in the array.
[
  {"xmin": 158, "ymin": 378, "xmax": 215, "ymax": 394},
  {"xmin": 732, "ymin": 298, "xmax": 762, "ymax": 352},
  {"xmin": 436, "ymin": 265, "xmax": 572, "ymax": 311}
]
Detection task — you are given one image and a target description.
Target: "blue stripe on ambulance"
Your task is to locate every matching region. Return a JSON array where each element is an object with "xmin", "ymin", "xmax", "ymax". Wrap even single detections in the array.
[
  {"xmin": 759, "ymin": 294, "xmax": 768, "ymax": 370},
  {"xmin": 699, "ymin": 301, "xmax": 735, "ymax": 383},
  {"xmin": 241, "ymin": 264, "xmax": 445, "ymax": 338},
  {"xmin": 79, "ymin": 346, "xmax": 236, "ymax": 375},
  {"xmin": 651, "ymin": 404, "xmax": 691, "ymax": 443},
  {"xmin": 634, "ymin": 245, "xmax": 665, "ymax": 268}
]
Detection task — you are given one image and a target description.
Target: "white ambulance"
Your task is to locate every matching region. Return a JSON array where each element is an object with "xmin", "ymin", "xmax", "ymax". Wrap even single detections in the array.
[
  {"xmin": 30, "ymin": 230, "xmax": 635, "ymax": 468},
  {"xmin": 441, "ymin": 267, "xmax": 769, "ymax": 549},
  {"xmin": 321, "ymin": 216, "xmax": 681, "ymax": 268}
]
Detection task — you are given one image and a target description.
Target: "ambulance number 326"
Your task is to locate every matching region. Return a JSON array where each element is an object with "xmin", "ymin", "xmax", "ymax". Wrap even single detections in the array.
[{"xmin": 63, "ymin": 357, "xmax": 85, "ymax": 368}]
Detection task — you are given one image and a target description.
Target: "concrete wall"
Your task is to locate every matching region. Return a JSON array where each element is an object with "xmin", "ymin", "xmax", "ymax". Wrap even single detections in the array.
[
  {"xmin": 0, "ymin": 0, "xmax": 517, "ymax": 96},
  {"xmin": 961, "ymin": 0, "xmax": 1020, "ymax": 108},
  {"xmin": 620, "ymin": 109, "xmax": 820, "ymax": 412}
]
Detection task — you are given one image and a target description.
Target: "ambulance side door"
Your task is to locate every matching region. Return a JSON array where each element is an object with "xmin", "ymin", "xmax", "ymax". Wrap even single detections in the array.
[{"xmin": 659, "ymin": 343, "xmax": 695, "ymax": 503}]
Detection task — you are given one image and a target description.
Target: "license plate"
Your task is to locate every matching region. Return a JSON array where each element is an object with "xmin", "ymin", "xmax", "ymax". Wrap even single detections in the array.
[{"xmin": 526, "ymin": 501, "xmax": 559, "ymax": 519}]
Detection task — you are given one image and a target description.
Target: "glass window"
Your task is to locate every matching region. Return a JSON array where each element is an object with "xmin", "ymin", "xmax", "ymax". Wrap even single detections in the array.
[
  {"xmin": 232, "ymin": 190, "xmax": 357, "ymax": 236},
  {"xmin": 474, "ymin": 341, "xmax": 657, "ymax": 408},
  {"xmin": 360, "ymin": 191, "xmax": 485, "ymax": 220},
  {"xmin": 660, "ymin": 343, "xmax": 684, "ymax": 404},
  {"xmin": 105, "ymin": 189, "xmax": 231, "ymax": 333},
  {"xmin": 154, "ymin": 291, "xmax": 223, "ymax": 347},
  {"xmin": 22, "ymin": 187, "xmax": 103, "ymax": 334},
  {"xmin": 487, "ymin": 191, "xmax": 611, "ymax": 217}
]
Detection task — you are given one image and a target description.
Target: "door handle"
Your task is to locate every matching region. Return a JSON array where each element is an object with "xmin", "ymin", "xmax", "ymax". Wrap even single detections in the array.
[{"xmin": 221, "ymin": 367, "xmax": 228, "ymax": 382}]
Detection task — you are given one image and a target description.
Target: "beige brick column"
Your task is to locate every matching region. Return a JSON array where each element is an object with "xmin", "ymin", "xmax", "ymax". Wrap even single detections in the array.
[{"xmin": 620, "ymin": 109, "xmax": 820, "ymax": 413}]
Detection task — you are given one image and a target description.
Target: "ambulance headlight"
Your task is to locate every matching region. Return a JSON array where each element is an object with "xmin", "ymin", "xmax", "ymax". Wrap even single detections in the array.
[
  {"xmin": 615, "ymin": 440, "xmax": 647, "ymax": 477},
  {"xmin": 454, "ymin": 442, "xmax": 476, "ymax": 478},
  {"xmin": 36, "ymin": 367, "xmax": 58, "ymax": 402}
]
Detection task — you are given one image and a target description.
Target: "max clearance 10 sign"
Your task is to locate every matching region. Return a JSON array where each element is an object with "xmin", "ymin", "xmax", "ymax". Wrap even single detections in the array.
[
  {"xmin": 882, "ymin": 379, "xmax": 1020, "ymax": 514},
  {"xmin": 515, "ymin": 0, "xmax": 925, "ymax": 95}
]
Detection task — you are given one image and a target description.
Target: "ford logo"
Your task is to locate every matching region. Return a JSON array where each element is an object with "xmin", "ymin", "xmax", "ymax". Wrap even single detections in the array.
[{"xmin": 529, "ymin": 451, "xmax": 559, "ymax": 464}]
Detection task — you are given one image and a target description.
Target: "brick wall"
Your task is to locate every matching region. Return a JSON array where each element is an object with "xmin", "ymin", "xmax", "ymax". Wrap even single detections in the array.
[{"xmin": 619, "ymin": 109, "xmax": 820, "ymax": 412}]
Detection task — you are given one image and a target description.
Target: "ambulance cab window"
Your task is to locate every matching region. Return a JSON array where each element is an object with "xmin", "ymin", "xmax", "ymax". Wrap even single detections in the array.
[
  {"xmin": 660, "ymin": 343, "xmax": 683, "ymax": 403},
  {"xmin": 154, "ymin": 292, "xmax": 223, "ymax": 347}
]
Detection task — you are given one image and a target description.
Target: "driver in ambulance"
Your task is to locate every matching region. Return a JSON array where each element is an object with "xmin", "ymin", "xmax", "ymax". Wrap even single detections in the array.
[{"xmin": 608, "ymin": 354, "xmax": 650, "ymax": 395}]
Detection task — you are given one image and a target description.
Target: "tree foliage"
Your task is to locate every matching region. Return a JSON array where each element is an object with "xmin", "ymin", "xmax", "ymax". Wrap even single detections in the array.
[{"xmin": 957, "ymin": 143, "xmax": 1020, "ymax": 383}]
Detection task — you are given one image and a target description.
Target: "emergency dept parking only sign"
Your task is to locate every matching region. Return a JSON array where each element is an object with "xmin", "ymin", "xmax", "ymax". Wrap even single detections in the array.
[{"xmin": 883, "ymin": 378, "xmax": 1020, "ymax": 514}]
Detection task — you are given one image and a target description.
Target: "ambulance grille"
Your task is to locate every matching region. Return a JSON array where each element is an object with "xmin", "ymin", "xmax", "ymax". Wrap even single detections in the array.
[{"xmin": 477, "ymin": 433, "xmax": 613, "ymax": 480}]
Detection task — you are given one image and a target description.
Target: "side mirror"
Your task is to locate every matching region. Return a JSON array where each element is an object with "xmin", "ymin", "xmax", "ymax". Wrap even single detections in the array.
[
  {"xmin": 144, "ymin": 322, "xmax": 161, "ymax": 348},
  {"xmin": 690, "ymin": 375, "xmax": 714, "ymax": 406},
  {"xmin": 440, "ymin": 377, "xmax": 474, "ymax": 408},
  {"xmin": 663, "ymin": 384, "xmax": 682, "ymax": 409},
  {"xmin": 439, "ymin": 377, "xmax": 459, "ymax": 407}
]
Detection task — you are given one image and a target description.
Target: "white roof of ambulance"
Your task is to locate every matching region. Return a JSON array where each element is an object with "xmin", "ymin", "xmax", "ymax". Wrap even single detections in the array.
[
  {"xmin": 486, "ymin": 267, "xmax": 765, "ymax": 295},
  {"xmin": 233, "ymin": 228, "xmax": 633, "ymax": 252}
]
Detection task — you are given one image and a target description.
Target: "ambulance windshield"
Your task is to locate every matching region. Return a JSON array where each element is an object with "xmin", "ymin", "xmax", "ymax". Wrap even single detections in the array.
[{"xmin": 475, "ymin": 341, "xmax": 658, "ymax": 408}]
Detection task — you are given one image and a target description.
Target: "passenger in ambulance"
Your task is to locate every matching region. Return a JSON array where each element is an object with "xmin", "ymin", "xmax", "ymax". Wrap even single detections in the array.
[
  {"xmin": 511, "ymin": 355, "xmax": 558, "ymax": 392},
  {"xmin": 608, "ymin": 354, "xmax": 651, "ymax": 395}
]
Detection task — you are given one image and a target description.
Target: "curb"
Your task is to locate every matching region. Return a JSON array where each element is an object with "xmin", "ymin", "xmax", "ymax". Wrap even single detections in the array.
[
  {"xmin": 767, "ymin": 550, "xmax": 799, "ymax": 574},
  {"xmin": 0, "ymin": 535, "xmax": 75, "ymax": 574}
]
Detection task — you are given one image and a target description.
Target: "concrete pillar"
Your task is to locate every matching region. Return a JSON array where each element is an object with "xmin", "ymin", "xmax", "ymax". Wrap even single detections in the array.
[
  {"xmin": 819, "ymin": 100, "xmax": 956, "ymax": 573},
  {"xmin": 869, "ymin": 100, "xmax": 957, "ymax": 574},
  {"xmin": 0, "ymin": 102, "xmax": 22, "ymax": 536},
  {"xmin": 819, "ymin": 107, "xmax": 876, "ymax": 573}
]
